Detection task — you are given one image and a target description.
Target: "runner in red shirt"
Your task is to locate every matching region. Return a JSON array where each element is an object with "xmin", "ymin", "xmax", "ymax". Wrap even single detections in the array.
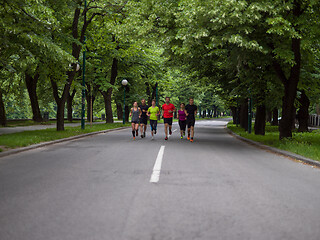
[{"xmin": 162, "ymin": 97, "xmax": 175, "ymax": 140}]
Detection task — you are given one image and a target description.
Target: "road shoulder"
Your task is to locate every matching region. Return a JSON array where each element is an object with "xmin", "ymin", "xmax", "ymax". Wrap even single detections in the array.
[{"xmin": 226, "ymin": 127, "xmax": 320, "ymax": 168}]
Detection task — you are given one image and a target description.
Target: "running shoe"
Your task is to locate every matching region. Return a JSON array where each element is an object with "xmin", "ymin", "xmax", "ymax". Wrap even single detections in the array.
[
  {"xmin": 169, "ymin": 129, "xmax": 172, "ymax": 135},
  {"xmin": 151, "ymin": 136, "xmax": 154, "ymax": 140},
  {"xmin": 165, "ymin": 136, "xmax": 168, "ymax": 140},
  {"xmin": 181, "ymin": 136, "xmax": 183, "ymax": 139},
  {"xmin": 133, "ymin": 137, "xmax": 135, "ymax": 140},
  {"xmin": 183, "ymin": 131, "xmax": 185, "ymax": 136},
  {"xmin": 144, "ymin": 132, "xmax": 146, "ymax": 138},
  {"xmin": 136, "ymin": 130, "xmax": 139, "ymax": 136},
  {"xmin": 155, "ymin": 129, "xmax": 157, "ymax": 134},
  {"xmin": 141, "ymin": 135, "xmax": 143, "ymax": 138},
  {"xmin": 190, "ymin": 137, "xmax": 194, "ymax": 142},
  {"xmin": 187, "ymin": 135, "xmax": 190, "ymax": 140}
]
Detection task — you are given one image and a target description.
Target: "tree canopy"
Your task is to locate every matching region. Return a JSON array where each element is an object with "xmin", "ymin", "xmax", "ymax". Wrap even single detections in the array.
[{"xmin": 1, "ymin": 0, "xmax": 320, "ymax": 139}]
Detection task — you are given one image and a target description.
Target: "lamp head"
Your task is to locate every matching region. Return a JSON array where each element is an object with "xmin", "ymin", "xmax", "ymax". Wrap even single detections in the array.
[{"xmin": 122, "ymin": 79, "xmax": 128, "ymax": 86}]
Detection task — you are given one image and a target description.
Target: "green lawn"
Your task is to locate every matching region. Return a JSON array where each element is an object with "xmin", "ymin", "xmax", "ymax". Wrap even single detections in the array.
[
  {"xmin": 228, "ymin": 123, "xmax": 320, "ymax": 161},
  {"xmin": 1, "ymin": 119, "xmax": 107, "ymax": 128},
  {"xmin": 0, "ymin": 123, "xmax": 130, "ymax": 151}
]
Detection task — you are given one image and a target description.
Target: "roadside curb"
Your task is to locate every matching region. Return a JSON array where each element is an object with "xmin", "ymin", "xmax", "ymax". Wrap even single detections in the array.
[
  {"xmin": 0, "ymin": 126, "xmax": 129, "ymax": 158},
  {"xmin": 225, "ymin": 127, "xmax": 320, "ymax": 168}
]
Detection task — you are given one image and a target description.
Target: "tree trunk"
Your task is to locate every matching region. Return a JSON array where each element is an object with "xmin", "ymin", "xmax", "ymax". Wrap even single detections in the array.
[
  {"xmin": 25, "ymin": 72, "xmax": 43, "ymax": 122},
  {"xmin": 266, "ymin": 111, "xmax": 272, "ymax": 123},
  {"xmin": 254, "ymin": 104, "xmax": 266, "ymax": 135},
  {"xmin": 213, "ymin": 106, "xmax": 218, "ymax": 118},
  {"xmin": 105, "ymin": 87, "xmax": 114, "ymax": 123},
  {"xmin": 101, "ymin": 57, "xmax": 118, "ymax": 123},
  {"xmin": 51, "ymin": 76, "xmax": 74, "ymax": 131},
  {"xmin": 86, "ymin": 95, "xmax": 95, "ymax": 123},
  {"xmin": 116, "ymin": 102, "xmax": 123, "ymax": 120},
  {"xmin": 297, "ymin": 90, "xmax": 310, "ymax": 132},
  {"xmin": 292, "ymin": 107, "xmax": 297, "ymax": 130},
  {"xmin": 152, "ymin": 83, "xmax": 157, "ymax": 104},
  {"xmin": 146, "ymin": 82, "xmax": 151, "ymax": 105},
  {"xmin": 67, "ymin": 89, "xmax": 76, "ymax": 122},
  {"xmin": 0, "ymin": 90, "xmax": 6, "ymax": 126},
  {"xmin": 274, "ymin": 2, "xmax": 301, "ymax": 139},
  {"xmin": 231, "ymin": 107, "xmax": 237, "ymax": 124},
  {"xmin": 272, "ymin": 108, "xmax": 279, "ymax": 126},
  {"xmin": 50, "ymin": 8, "xmax": 82, "ymax": 131},
  {"xmin": 240, "ymin": 101, "xmax": 248, "ymax": 131},
  {"xmin": 56, "ymin": 102, "xmax": 66, "ymax": 131}
]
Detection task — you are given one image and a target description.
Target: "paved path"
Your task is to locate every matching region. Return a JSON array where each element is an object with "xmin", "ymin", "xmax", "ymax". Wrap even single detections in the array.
[
  {"xmin": 0, "ymin": 119, "xmax": 319, "ymax": 240},
  {"xmin": 0, "ymin": 121, "xmax": 109, "ymax": 135}
]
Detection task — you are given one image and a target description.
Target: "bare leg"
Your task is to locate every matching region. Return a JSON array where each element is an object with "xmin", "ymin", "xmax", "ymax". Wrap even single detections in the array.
[
  {"xmin": 164, "ymin": 123, "xmax": 168, "ymax": 137},
  {"xmin": 191, "ymin": 126, "xmax": 195, "ymax": 138},
  {"xmin": 140, "ymin": 124, "xmax": 144, "ymax": 135}
]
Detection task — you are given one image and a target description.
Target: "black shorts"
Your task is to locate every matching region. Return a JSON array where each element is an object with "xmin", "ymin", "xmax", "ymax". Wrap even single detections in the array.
[
  {"xmin": 132, "ymin": 120, "xmax": 139, "ymax": 124},
  {"xmin": 187, "ymin": 119, "xmax": 195, "ymax": 128},
  {"xmin": 140, "ymin": 118, "xmax": 147, "ymax": 125},
  {"xmin": 179, "ymin": 120, "xmax": 186, "ymax": 131},
  {"xmin": 164, "ymin": 117, "xmax": 173, "ymax": 126},
  {"xmin": 150, "ymin": 120, "xmax": 157, "ymax": 131}
]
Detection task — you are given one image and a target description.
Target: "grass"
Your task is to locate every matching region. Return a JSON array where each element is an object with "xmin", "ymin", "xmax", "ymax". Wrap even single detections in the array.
[
  {"xmin": 1, "ymin": 119, "xmax": 106, "ymax": 128},
  {"xmin": 228, "ymin": 122, "xmax": 320, "ymax": 161},
  {"xmin": 0, "ymin": 122, "xmax": 130, "ymax": 151}
]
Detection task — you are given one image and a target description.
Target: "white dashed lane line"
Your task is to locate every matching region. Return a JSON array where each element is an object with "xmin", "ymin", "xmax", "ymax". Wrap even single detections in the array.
[{"xmin": 150, "ymin": 145, "xmax": 165, "ymax": 183}]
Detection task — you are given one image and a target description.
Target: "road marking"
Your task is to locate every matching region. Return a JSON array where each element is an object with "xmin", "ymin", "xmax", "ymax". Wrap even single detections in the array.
[
  {"xmin": 168, "ymin": 129, "xmax": 177, "ymax": 138},
  {"xmin": 150, "ymin": 145, "xmax": 165, "ymax": 183}
]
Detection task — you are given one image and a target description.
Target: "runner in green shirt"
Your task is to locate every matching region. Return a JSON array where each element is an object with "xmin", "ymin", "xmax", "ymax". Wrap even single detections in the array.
[{"xmin": 147, "ymin": 99, "xmax": 160, "ymax": 139}]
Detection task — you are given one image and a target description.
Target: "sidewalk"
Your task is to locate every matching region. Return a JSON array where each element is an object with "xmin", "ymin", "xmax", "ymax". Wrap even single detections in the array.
[{"xmin": 0, "ymin": 121, "xmax": 121, "ymax": 135}]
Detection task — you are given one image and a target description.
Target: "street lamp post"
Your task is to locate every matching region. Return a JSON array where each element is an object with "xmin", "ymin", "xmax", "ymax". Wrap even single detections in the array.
[
  {"xmin": 199, "ymin": 101, "xmax": 202, "ymax": 119},
  {"xmin": 122, "ymin": 79, "xmax": 128, "ymax": 124}
]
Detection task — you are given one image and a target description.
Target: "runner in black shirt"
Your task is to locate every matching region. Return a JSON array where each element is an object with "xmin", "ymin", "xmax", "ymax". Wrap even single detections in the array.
[
  {"xmin": 185, "ymin": 98, "xmax": 198, "ymax": 142},
  {"xmin": 139, "ymin": 99, "xmax": 149, "ymax": 138}
]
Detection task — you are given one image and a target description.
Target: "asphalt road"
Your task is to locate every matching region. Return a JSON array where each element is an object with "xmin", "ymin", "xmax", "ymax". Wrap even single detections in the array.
[{"xmin": 0, "ymin": 119, "xmax": 320, "ymax": 240}]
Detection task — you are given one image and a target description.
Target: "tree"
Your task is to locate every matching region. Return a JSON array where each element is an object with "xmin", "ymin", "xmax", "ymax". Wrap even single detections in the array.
[{"xmin": 134, "ymin": 0, "xmax": 320, "ymax": 138}]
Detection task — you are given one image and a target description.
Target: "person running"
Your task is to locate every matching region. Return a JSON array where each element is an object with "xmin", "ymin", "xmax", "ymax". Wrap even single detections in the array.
[
  {"xmin": 185, "ymin": 98, "xmax": 198, "ymax": 142},
  {"xmin": 162, "ymin": 97, "xmax": 175, "ymax": 140},
  {"xmin": 129, "ymin": 101, "xmax": 142, "ymax": 140},
  {"xmin": 178, "ymin": 103, "xmax": 187, "ymax": 139},
  {"xmin": 139, "ymin": 98, "xmax": 149, "ymax": 138},
  {"xmin": 147, "ymin": 99, "xmax": 160, "ymax": 140}
]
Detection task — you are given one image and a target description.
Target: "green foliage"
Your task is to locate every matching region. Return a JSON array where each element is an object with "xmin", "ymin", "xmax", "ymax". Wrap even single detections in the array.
[{"xmin": 2, "ymin": 0, "xmax": 320, "ymax": 133}]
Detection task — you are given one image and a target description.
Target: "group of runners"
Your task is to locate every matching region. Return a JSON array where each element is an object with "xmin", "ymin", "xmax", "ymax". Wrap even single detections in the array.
[{"xmin": 129, "ymin": 97, "xmax": 198, "ymax": 142}]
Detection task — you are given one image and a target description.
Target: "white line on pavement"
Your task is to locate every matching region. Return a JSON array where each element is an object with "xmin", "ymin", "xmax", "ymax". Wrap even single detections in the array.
[
  {"xmin": 150, "ymin": 145, "xmax": 165, "ymax": 183},
  {"xmin": 168, "ymin": 129, "xmax": 177, "ymax": 138}
]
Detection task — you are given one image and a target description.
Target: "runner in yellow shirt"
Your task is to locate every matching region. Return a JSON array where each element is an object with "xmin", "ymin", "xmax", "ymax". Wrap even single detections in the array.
[{"xmin": 147, "ymin": 99, "xmax": 160, "ymax": 140}]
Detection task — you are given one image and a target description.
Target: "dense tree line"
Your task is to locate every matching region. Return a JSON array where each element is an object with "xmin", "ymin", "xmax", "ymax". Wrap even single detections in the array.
[
  {"xmin": 1, "ymin": 0, "xmax": 320, "ymax": 139},
  {"xmin": 127, "ymin": 0, "xmax": 320, "ymax": 139}
]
